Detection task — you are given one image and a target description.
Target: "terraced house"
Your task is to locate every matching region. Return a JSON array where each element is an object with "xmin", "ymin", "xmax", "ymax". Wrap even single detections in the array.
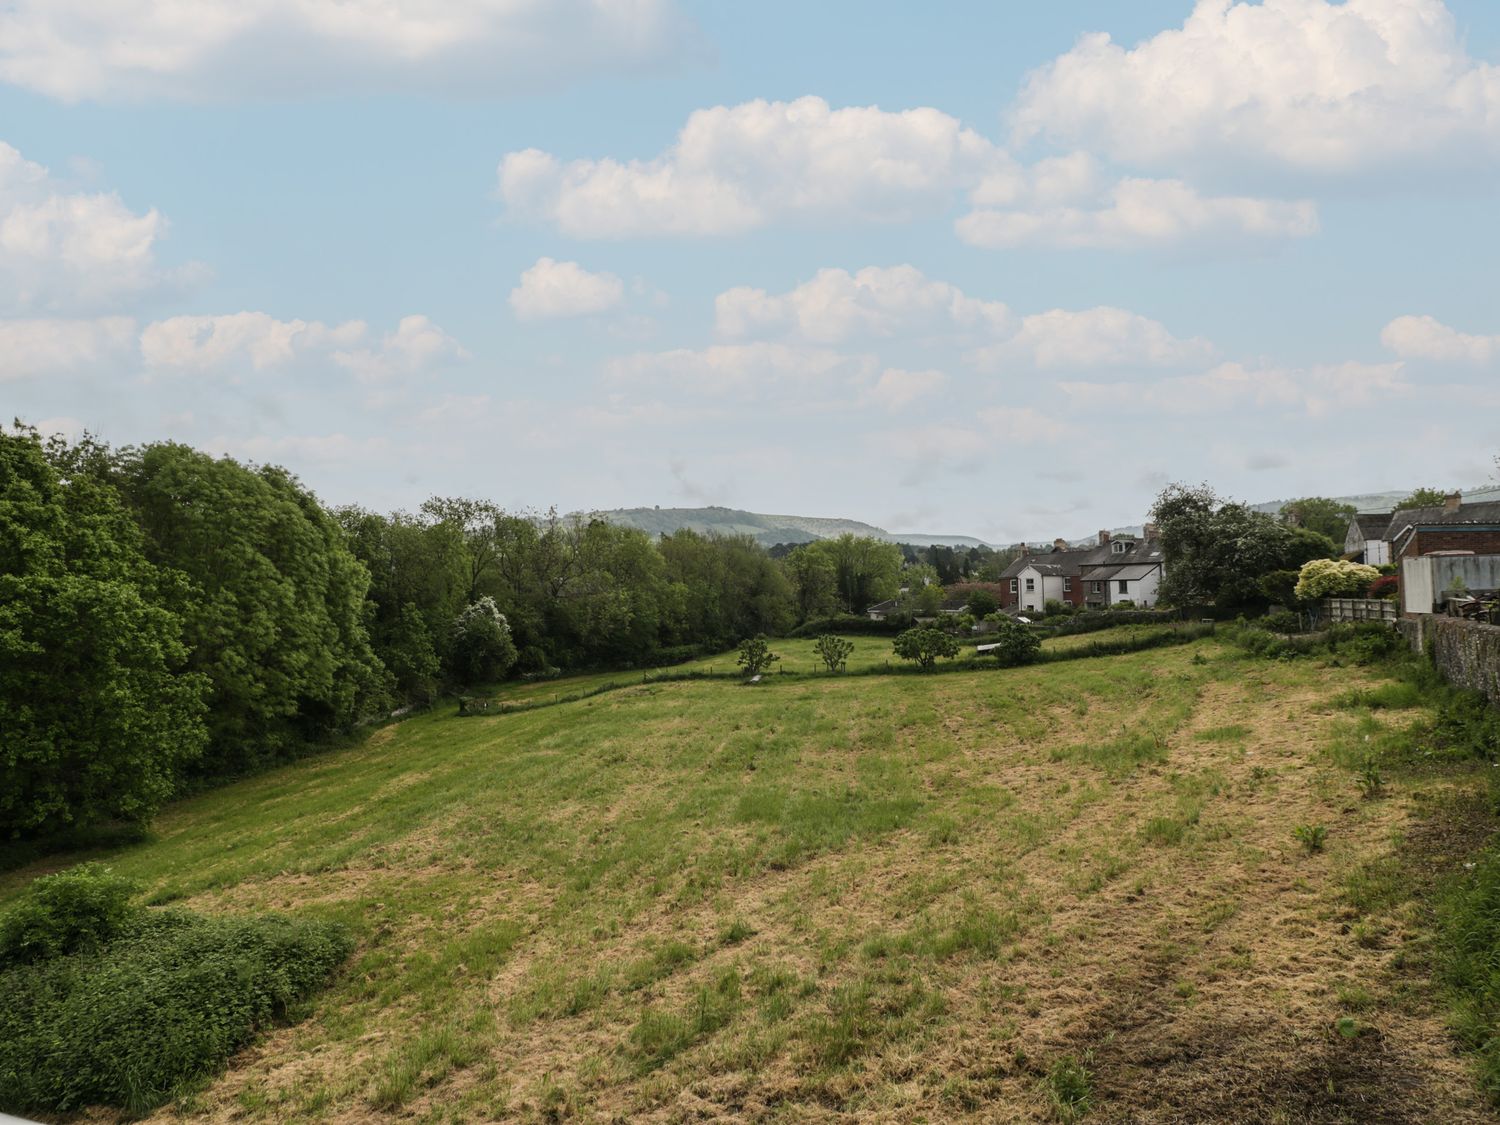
[{"xmin": 999, "ymin": 529, "xmax": 1166, "ymax": 614}]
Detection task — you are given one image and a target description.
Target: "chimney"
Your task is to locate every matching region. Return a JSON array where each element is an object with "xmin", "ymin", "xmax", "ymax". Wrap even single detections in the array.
[
  {"xmin": 1098, "ymin": 530, "xmax": 1111, "ymax": 546},
  {"xmin": 1143, "ymin": 522, "xmax": 1160, "ymax": 541},
  {"xmin": 1053, "ymin": 537, "xmax": 1068, "ymax": 552},
  {"xmin": 1018, "ymin": 542, "xmax": 1027, "ymax": 556},
  {"xmin": 1444, "ymin": 491, "xmax": 1463, "ymax": 513}
]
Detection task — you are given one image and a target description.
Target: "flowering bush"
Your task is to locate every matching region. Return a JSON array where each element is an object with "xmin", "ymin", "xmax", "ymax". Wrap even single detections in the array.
[{"xmin": 1294, "ymin": 558, "xmax": 1380, "ymax": 601}]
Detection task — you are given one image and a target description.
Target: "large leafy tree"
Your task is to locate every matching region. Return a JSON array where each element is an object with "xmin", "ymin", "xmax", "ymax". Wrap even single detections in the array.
[
  {"xmin": 1152, "ymin": 483, "xmax": 1337, "ymax": 608},
  {"xmin": 0, "ymin": 429, "xmax": 207, "ymax": 836},
  {"xmin": 806, "ymin": 534, "xmax": 903, "ymax": 614},
  {"xmin": 1278, "ymin": 497, "xmax": 1358, "ymax": 545},
  {"xmin": 1393, "ymin": 487, "xmax": 1451, "ymax": 510},
  {"xmin": 111, "ymin": 444, "xmax": 383, "ymax": 777}
]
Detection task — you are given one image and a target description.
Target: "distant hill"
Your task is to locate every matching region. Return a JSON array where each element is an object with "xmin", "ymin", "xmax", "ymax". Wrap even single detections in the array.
[{"xmin": 588, "ymin": 506, "xmax": 990, "ymax": 548}]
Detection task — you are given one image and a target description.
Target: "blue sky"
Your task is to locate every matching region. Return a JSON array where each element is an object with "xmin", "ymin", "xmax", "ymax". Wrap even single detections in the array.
[{"xmin": 4, "ymin": 0, "xmax": 1499, "ymax": 542}]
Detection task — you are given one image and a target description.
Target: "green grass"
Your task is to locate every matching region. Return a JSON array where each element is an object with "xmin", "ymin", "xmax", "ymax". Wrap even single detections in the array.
[{"xmin": 3, "ymin": 633, "xmax": 1488, "ymax": 1120}]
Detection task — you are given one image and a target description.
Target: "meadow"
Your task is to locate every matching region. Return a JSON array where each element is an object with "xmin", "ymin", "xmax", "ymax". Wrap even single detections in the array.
[{"xmin": 2, "ymin": 634, "xmax": 1493, "ymax": 1122}]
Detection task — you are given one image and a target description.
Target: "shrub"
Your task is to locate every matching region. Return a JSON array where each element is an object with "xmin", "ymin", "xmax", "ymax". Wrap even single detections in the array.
[
  {"xmin": 0, "ymin": 863, "xmax": 139, "ymax": 966},
  {"xmin": 892, "ymin": 627, "xmax": 959, "ymax": 672},
  {"xmin": 1259, "ymin": 610, "xmax": 1303, "ymax": 634},
  {"xmin": 813, "ymin": 634, "xmax": 854, "ymax": 673},
  {"xmin": 1368, "ymin": 574, "xmax": 1399, "ymax": 600},
  {"xmin": 965, "ymin": 590, "xmax": 999, "ymax": 618},
  {"xmin": 984, "ymin": 616, "xmax": 1042, "ymax": 667},
  {"xmin": 448, "ymin": 597, "xmax": 517, "ymax": 685},
  {"xmin": 0, "ymin": 909, "xmax": 352, "ymax": 1114},
  {"xmin": 1293, "ymin": 824, "xmax": 1327, "ymax": 854},
  {"xmin": 1294, "ymin": 558, "xmax": 1379, "ymax": 601},
  {"xmin": 736, "ymin": 634, "xmax": 780, "ymax": 677}
]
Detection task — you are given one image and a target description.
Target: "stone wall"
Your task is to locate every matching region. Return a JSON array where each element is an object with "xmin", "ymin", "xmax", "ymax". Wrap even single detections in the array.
[{"xmin": 1406, "ymin": 616, "xmax": 1500, "ymax": 707}]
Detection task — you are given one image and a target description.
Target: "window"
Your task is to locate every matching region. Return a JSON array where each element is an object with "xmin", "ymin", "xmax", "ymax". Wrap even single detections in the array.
[
  {"xmin": 1112, "ymin": 541, "xmax": 1127, "ymax": 555},
  {"xmin": 1118, "ymin": 579, "xmax": 1128, "ymax": 594},
  {"xmin": 1091, "ymin": 581, "xmax": 1102, "ymax": 593},
  {"xmin": 1025, "ymin": 578, "xmax": 1035, "ymax": 592},
  {"xmin": 1063, "ymin": 577, "xmax": 1072, "ymax": 592},
  {"xmin": 1009, "ymin": 579, "xmax": 1017, "ymax": 593}
]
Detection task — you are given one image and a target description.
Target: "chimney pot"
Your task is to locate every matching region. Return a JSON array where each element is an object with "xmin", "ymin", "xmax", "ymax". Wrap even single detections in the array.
[
  {"xmin": 1143, "ymin": 523, "xmax": 1160, "ymax": 540},
  {"xmin": 1444, "ymin": 491, "xmax": 1463, "ymax": 513},
  {"xmin": 1053, "ymin": 537, "xmax": 1068, "ymax": 551},
  {"xmin": 1098, "ymin": 530, "xmax": 1111, "ymax": 545}
]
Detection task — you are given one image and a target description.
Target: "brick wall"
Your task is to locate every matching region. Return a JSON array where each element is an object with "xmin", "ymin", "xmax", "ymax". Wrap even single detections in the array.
[{"xmin": 1400, "ymin": 529, "xmax": 1500, "ymax": 559}]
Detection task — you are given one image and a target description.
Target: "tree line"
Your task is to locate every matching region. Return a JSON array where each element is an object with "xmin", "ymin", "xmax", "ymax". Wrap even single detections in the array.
[{"xmin": 0, "ymin": 428, "xmax": 951, "ymax": 839}]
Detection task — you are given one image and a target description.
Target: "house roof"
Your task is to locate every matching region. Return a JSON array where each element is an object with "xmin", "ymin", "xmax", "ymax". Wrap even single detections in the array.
[
  {"xmin": 865, "ymin": 599, "xmax": 900, "ymax": 614},
  {"xmin": 1350, "ymin": 513, "xmax": 1390, "ymax": 541},
  {"xmin": 1003, "ymin": 537, "xmax": 1164, "ymax": 580},
  {"xmin": 1384, "ymin": 500, "xmax": 1500, "ymax": 549}
]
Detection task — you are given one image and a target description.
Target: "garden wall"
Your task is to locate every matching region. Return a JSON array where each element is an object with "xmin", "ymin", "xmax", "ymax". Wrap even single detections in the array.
[{"xmin": 1400, "ymin": 616, "xmax": 1500, "ymax": 707}]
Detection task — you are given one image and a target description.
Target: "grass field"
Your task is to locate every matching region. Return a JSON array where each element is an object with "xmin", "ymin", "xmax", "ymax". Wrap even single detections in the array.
[{"xmin": 3, "ymin": 635, "xmax": 1494, "ymax": 1122}]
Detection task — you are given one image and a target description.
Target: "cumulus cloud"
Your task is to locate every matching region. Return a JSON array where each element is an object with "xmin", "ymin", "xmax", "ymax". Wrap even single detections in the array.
[
  {"xmin": 970, "ymin": 306, "xmax": 1214, "ymax": 370},
  {"xmin": 0, "ymin": 0, "xmax": 699, "ymax": 102},
  {"xmin": 1059, "ymin": 360, "xmax": 1410, "ymax": 418},
  {"xmin": 0, "ymin": 142, "xmax": 181, "ymax": 312},
  {"xmin": 716, "ymin": 265, "xmax": 1209, "ymax": 370},
  {"xmin": 1381, "ymin": 314, "xmax": 1499, "ymax": 363},
  {"xmin": 605, "ymin": 341, "xmax": 872, "ymax": 396},
  {"xmin": 140, "ymin": 311, "xmax": 465, "ymax": 380},
  {"xmin": 0, "ymin": 316, "xmax": 136, "ymax": 379},
  {"xmin": 510, "ymin": 256, "xmax": 625, "ymax": 320},
  {"xmin": 715, "ymin": 265, "xmax": 1008, "ymax": 343},
  {"xmin": 499, "ymin": 96, "xmax": 1001, "ymax": 237},
  {"xmin": 957, "ymin": 177, "xmax": 1317, "ymax": 250},
  {"xmin": 857, "ymin": 368, "xmax": 948, "ymax": 412},
  {"xmin": 1012, "ymin": 0, "xmax": 1500, "ymax": 174}
]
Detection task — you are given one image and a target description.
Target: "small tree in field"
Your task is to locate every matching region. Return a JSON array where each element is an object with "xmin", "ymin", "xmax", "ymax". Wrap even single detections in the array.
[
  {"xmin": 814, "ymin": 634, "xmax": 854, "ymax": 673},
  {"xmin": 985, "ymin": 616, "xmax": 1041, "ymax": 667},
  {"xmin": 892, "ymin": 627, "xmax": 959, "ymax": 672},
  {"xmin": 737, "ymin": 634, "xmax": 780, "ymax": 677}
]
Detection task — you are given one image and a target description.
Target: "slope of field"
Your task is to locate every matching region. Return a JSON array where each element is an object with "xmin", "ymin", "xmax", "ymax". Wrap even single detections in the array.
[{"xmin": 2, "ymin": 639, "xmax": 1491, "ymax": 1122}]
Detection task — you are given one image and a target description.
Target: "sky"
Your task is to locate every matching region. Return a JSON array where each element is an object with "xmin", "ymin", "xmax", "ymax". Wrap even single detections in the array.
[{"xmin": 3, "ymin": 0, "xmax": 1499, "ymax": 544}]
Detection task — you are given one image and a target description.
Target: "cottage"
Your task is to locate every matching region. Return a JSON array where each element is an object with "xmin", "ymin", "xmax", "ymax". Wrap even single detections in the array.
[
  {"xmin": 1384, "ymin": 493, "xmax": 1500, "ymax": 562},
  {"xmin": 1344, "ymin": 513, "xmax": 1393, "ymax": 565},
  {"xmin": 999, "ymin": 528, "xmax": 1165, "ymax": 613}
]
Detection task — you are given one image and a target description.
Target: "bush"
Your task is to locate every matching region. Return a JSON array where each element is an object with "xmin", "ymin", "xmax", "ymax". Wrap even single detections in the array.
[
  {"xmin": 814, "ymin": 634, "xmax": 854, "ymax": 673},
  {"xmin": 0, "ymin": 863, "xmax": 139, "ymax": 966},
  {"xmin": 0, "ymin": 909, "xmax": 352, "ymax": 1114},
  {"xmin": 788, "ymin": 614, "xmax": 904, "ymax": 638},
  {"xmin": 1368, "ymin": 574, "xmax": 1399, "ymax": 600},
  {"xmin": 1258, "ymin": 610, "xmax": 1303, "ymax": 634},
  {"xmin": 1043, "ymin": 599, "xmax": 1073, "ymax": 618},
  {"xmin": 736, "ymin": 634, "xmax": 780, "ymax": 677},
  {"xmin": 892, "ymin": 627, "xmax": 959, "ymax": 671},
  {"xmin": 984, "ymin": 616, "xmax": 1042, "ymax": 667},
  {"xmin": 965, "ymin": 590, "xmax": 999, "ymax": 618},
  {"xmin": 1295, "ymin": 558, "xmax": 1379, "ymax": 600}
]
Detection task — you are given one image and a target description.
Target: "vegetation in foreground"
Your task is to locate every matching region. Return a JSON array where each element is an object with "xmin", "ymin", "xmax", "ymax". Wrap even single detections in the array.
[{"xmin": 2, "ymin": 633, "xmax": 1496, "ymax": 1122}]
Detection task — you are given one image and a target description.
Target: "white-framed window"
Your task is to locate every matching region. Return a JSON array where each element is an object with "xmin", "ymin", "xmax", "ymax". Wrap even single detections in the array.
[
  {"xmin": 1118, "ymin": 579, "xmax": 1128, "ymax": 594},
  {"xmin": 1010, "ymin": 578, "xmax": 1018, "ymax": 593},
  {"xmin": 1025, "ymin": 577, "xmax": 1035, "ymax": 592},
  {"xmin": 1091, "ymin": 581, "xmax": 1102, "ymax": 593},
  {"xmin": 1063, "ymin": 577, "xmax": 1072, "ymax": 592}
]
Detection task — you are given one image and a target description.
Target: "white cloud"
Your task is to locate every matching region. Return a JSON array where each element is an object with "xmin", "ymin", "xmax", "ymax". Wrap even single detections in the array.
[
  {"xmin": 334, "ymin": 315, "xmax": 469, "ymax": 381},
  {"xmin": 510, "ymin": 256, "xmax": 625, "ymax": 320},
  {"xmin": 715, "ymin": 265, "xmax": 1009, "ymax": 343},
  {"xmin": 141, "ymin": 311, "xmax": 365, "ymax": 371},
  {"xmin": 0, "ymin": 316, "xmax": 136, "ymax": 379},
  {"xmin": 499, "ymin": 96, "xmax": 1002, "ymax": 237},
  {"xmin": 1013, "ymin": 0, "xmax": 1500, "ymax": 174},
  {"xmin": 957, "ymin": 177, "xmax": 1317, "ymax": 250},
  {"xmin": 0, "ymin": 141, "xmax": 179, "ymax": 312},
  {"xmin": 140, "ymin": 311, "xmax": 464, "ymax": 380},
  {"xmin": 857, "ymin": 368, "xmax": 948, "ymax": 412},
  {"xmin": 0, "ymin": 0, "xmax": 698, "ymax": 102},
  {"xmin": 210, "ymin": 432, "xmax": 394, "ymax": 465},
  {"xmin": 1381, "ymin": 314, "xmax": 1499, "ymax": 363},
  {"xmin": 605, "ymin": 341, "xmax": 872, "ymax": 395},
  {"xmin": 970, "ymin": 306, "xmax": 1214, "ymax": 370},
  {"xmin": 717, "ymin": 265, "xmax": 1208, "ymax": 371},
  {"xmin": 1059, "ymin": 360, "xmax": 1410, "ymax": 418},
  {"xmin": 976, "ymin": 406, "xmax": 1074, "ymax": 443}
]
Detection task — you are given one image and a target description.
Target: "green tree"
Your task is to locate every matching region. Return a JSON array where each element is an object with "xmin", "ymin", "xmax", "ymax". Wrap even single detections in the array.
[
  {"xmin": 0, "ymin": 429, "xmax": 207, "ymax": 836},
  {"xmin": 1152, "ymin": 483, "xmax": 1336, "ymax": 608},
  {"xmin": 111, "ymin": 443, "xmax": 383, "ymax": 777},
  {"xmin": 782, "ymin": 545, "xmax": 838, "ymax": 621},
  {"xmin": 892, "ymin": 627, "xmax": 959, "ymax": 671},
  {"xmin": 813, "ymin": 634, "xmax": 854, "ymax": 673},
  {"xmin": 1279, "ymin": 497, "xmax": 1358, "ymax": 545},
  {"xmin": 808, "ymin": 534, "xmax": 903, "ymax": 614},
  {"xmin": 448, "ymin": 597, "xmax": 517, "ymax": 685},
  {"xmin": 984, "ymin": 616, "xmax": 1041, "ymax": 667},
  {"xmin": 736, "ymin": 634, "xmax": 780, "ymax": 677},
  {"xmin": 1393, "ymin": 487, "xmax": 1450, "ymax": 510},
  {"xmin": 965, "ymin": 589, "xmax": 1000, "ymax": 618}
]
